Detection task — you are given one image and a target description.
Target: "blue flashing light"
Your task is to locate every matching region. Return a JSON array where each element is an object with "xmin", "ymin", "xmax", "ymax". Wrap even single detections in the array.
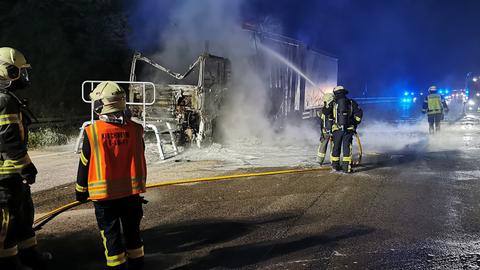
[
  {"xmin": 404, "ymin": 91, "xmax": 409, "ymax": 96},
  {"xmin": 410, "ymin": 92, "xmax": 414, "ymax": 96},
  {"xmin": 402, "ymin": 98, "xmax": 407, "ymax": 103},
  {"xmin": 439, "ymin": 90, "xmax": 444, "ymax": 94},
  {"xmin": 445, "ymin": 90, "xmax": 449, "ymax": 94}
]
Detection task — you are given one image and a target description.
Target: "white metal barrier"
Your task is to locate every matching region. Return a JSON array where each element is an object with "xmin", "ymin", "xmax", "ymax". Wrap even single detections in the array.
[{"xmin": 74, "ymin": 81, "xmax": 178, "ymax": 160}]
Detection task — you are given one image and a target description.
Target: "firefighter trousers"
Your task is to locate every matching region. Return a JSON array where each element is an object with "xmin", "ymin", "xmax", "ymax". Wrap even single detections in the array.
[
  {"xmin": 331, "ymin": 130, "xmax": 354, "ymax": 171},
  {"xmin": 317, "ymin": 132, "xmax": 331, "ymax": 162},
  {"xmin": 428, "ymin": 113, "xmax": 443, "ymax": 134},
  {"xmin": 94, "ymin": 195, "xmax": 144, "ymax": 268},
  {"xmin": 0, "ymin": 177, "xmax": 37, "ymax": 259}
]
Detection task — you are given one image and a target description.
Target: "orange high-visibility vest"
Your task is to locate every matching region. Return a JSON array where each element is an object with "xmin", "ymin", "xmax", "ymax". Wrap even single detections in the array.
[{"xmin": 85, "ymin": 120, "xmax": 147, "ymax": 201}]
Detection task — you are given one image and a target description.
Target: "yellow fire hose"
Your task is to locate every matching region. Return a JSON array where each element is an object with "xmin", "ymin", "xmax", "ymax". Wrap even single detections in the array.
[
  {"xmin": 354, "ymin": 132, "xmax": 363, "ymax": 165},
  {"xmin": 33, "ymin": 167, "xmax": 332, "ymax": 231},
  {"xmin": 328, "ymin": 132, "xmax": 363, "ymax": 166}
]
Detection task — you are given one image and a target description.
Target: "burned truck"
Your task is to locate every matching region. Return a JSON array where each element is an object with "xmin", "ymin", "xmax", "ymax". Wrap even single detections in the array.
[{"xmin": 128, "ymin": 51, "xmax": 231, "ymax": 149}]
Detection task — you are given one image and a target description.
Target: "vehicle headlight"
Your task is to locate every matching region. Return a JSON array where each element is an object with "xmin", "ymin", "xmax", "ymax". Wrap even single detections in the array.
[{"xmin": 468, "ymin": 100, "xmax": 475, "ymax": 105}]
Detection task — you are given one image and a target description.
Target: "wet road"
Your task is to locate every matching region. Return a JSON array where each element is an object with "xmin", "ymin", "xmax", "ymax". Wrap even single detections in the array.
[{"xmin": 32, "ymin": 120, "xmax": 480, "ymax": 270}]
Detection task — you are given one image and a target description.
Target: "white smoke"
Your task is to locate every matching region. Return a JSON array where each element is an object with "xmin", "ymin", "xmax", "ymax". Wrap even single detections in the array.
[{"xmin": 134, "ymin": 0, "xmax": 320, "ymax": 146}]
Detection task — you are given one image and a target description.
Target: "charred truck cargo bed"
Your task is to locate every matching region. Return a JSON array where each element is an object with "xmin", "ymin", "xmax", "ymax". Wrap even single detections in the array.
[{"xmin": 128, "ymin": 52, "xmax": 231, "ymax": 147}]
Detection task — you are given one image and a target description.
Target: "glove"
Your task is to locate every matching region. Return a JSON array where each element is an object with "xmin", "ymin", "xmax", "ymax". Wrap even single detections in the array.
[
  {"xmin": 24, "ymin": 175, "xmax": 35, "ymax": 185},
  {"xmin": 76, "ymin": 191, "xmax": 89, "ymax": 203}
]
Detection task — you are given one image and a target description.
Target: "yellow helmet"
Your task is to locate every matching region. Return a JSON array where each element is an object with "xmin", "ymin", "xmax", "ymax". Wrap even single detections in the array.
[
  {"xmin": 90, "ymin": 81, "xmax": 126, "ymax": 114},
  {"xmin": 323, "ymin": 92, "xmax": 334, "ymax": 104},
  {"xmin": 428, "ymin": 85, "xmax": 437, "ymax": 93},
  {"xmin": 0, "ymin": 47, "xmax": 31, "ymax": 81}
]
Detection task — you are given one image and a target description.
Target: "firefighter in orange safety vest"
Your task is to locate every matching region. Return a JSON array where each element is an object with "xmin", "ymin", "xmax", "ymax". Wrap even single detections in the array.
[
  {"xmin": 0, "ymin": 47, "xmax": 52, "ymax": 270},
  {"xmin": 75, "ymin": 81, "xmax": 147, "ymax": 270}
]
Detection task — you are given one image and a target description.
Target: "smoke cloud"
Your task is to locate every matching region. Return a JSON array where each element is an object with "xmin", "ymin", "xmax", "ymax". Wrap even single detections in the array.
[{"xmin": 128, "ymin": 0, "xmax": 320, "ymax": 147}]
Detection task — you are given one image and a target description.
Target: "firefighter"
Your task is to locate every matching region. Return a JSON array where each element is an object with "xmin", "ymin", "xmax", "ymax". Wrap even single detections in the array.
[
  {"xmin": 75, "ymin": 81, "xmax": 147, "ymax": 270},
  {"xmin": 317, "ymin": 92, "xmax": 334, "ymax": 165},
  {"xmin": 325, "ymin": 86, "xmax": 363, "ymax": 173},
  {"xmin": 422, "ymin": 85, "xmax": 448, "ymax": 134},
  {"xmin": 0, "ymin": 47, "xmax": 51, "ymax": 270}
]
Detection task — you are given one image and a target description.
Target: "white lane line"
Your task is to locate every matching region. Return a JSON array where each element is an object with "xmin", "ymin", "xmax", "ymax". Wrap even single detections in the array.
[{"xmin": 30, "ymin": 151, "xmax": 74, "ymax": 159}]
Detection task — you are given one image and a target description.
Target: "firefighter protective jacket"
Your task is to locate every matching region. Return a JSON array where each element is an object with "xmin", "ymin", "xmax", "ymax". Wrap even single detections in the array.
[
  {"xmin": 325, "ymin": 94, "xmax": 363, "ymax": 132},
  {"xmin": 422, "ymin": 93, "xmax": 448, "ymax": 115},
  {"xmin": 318, "ymin": 102, "xmax": 334, "ymax": 133},
  {"xmin": 0, "ymin": 89, "xmax": 37, "ymax": 181},
  {"xmin": 76, "ymin": 119, "xmax": 147, "ymax": 201}
]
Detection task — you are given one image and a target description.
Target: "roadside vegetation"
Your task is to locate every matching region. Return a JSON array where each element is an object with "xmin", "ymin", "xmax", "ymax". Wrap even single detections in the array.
[{"xmin": 28, "ymin": 127, "xmax": 78, "ymax": 149}]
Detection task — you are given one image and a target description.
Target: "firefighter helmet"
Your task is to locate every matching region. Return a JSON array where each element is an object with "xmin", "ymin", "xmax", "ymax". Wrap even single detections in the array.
[
  {"xmin": 0, "ymin": 47, "xmax": 31, "ymax": 81},
  {"xmin": 333, "ymin": 85, "xmax": 348, "ymax": 94},
  {"xmin": 428, "ymin": 85, "xmax": 437, "ymax": 93},
  {"xmin": 323, "ymin": 92, "xmax": 334, "ymax": 104},
  {"xmin": 90, "ymin": 81, "xmax": 126, "ymax": 114}
]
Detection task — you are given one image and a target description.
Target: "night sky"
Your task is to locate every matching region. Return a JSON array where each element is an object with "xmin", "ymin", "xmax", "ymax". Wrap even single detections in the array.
[
  {"xmin": 127, "ymin": 0, "xmax": 480, "ymax": 96},
  {"xmin": 244, "ymin": 0, "xmax": 480, "ymax": 96}
]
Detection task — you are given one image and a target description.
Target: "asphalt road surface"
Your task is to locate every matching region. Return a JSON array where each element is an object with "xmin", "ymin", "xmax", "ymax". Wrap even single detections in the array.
[{"xmin": 31, "ymin": 120, "xmax": 480, "ymax": 270}]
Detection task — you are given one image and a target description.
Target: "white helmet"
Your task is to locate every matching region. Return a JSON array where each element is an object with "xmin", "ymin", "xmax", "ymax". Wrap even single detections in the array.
[{"xmin": 0, "ymin": 47, "xmax": 31, "ymax": 83}]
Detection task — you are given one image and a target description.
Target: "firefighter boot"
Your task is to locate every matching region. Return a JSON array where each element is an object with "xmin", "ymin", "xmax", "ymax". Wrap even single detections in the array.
[
  {"xmin": 0, "ymin": 255, "xmax": 33, "ymax": 270},
  {"xmin": 19, "ymin": 247, "xmax": 52, "ymax": 270},
  {"xmin": 341, "ymin": 162, "xmax": 353, "ymax": 173},
  {"xmin": 128, "ymin": 257, "xmax": 145, "ymax": 270},
  {"xmin": 331, "ymin": 161, "xmax": 341, "ymax": 171}
]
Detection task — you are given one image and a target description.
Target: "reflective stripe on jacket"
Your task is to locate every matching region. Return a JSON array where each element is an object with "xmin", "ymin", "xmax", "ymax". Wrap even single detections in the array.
[
  {"xmin": 0, "ymin": 90, "xmax": 36, "ymax": 181},
  {"xmin": 427, "ymin": 94, "xmax": 443, "ymax": 115},
  {"xmin": 0, "ymin": 91, "xmax": 28, "ymax": 155},
  {"xmin": 331, "ymin": 98, "xmax": 362, "ymax": 131},
  {"xmin": 0, "ymin": 154, "xmax": 33, "ymax": 175},
  {"xmin": 85, "ymin": 120, "xmax": 146, "ymax": 201}
]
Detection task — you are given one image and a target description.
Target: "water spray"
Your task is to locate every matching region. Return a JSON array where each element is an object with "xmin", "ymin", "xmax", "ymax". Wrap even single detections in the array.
[{"xmin": 257, "ymin": 43, "xmax": 318, "ymax": 88}]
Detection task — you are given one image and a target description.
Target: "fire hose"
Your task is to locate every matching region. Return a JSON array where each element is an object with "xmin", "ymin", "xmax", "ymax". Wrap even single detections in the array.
[
  {"xmin": 34, "ymin": 134, "xmax": 364, "ymax": 231},
  {"xmin": 328, "ymin": 132, "xmax": 363, "ymax": 166},
  {"xmin": 354, "ymin": 132, "xmax": 363, "ymax": 166},
  {"xmin": 33, "ymin": 167, "xmax": 332, "ymax": 231}
]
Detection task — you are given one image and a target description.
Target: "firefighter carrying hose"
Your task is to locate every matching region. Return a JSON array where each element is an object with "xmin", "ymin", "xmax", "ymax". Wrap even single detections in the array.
[
  {"xmin": 422, "ymin": 85, "xmax": 448, "ymax": 134},
  {"xmin": 75, "ymin": 81, "xmax": 147, "ymax": 270},
  {"xmin": 324, "ymin": 86, "xmax": 363, "ymax": 173},
  {"xmin": 317, "ymin": 92, "xmax": 334, "ymax": 165},
  {"xmin": 0, "ymin": 47, "xmax": 51, "ymax": 270}
]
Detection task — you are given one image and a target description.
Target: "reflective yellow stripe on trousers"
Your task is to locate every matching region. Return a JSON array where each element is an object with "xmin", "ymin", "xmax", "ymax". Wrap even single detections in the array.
[
  {"xmin": 100, "ymin": 230, "xmax": 126, "ymax": 267},
  {"xmin": 126, "ymin": 246, "xmax": 144, "ymax": 259},
  {"xmin": 0, "ymin": 208, "xmax": 18, "ymax": 258}
]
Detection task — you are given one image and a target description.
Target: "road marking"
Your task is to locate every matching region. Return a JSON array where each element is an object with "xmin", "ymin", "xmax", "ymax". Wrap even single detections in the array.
[{"xmin": 30, "ymin": 151, "xmax": 74, "ymax": 159}]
